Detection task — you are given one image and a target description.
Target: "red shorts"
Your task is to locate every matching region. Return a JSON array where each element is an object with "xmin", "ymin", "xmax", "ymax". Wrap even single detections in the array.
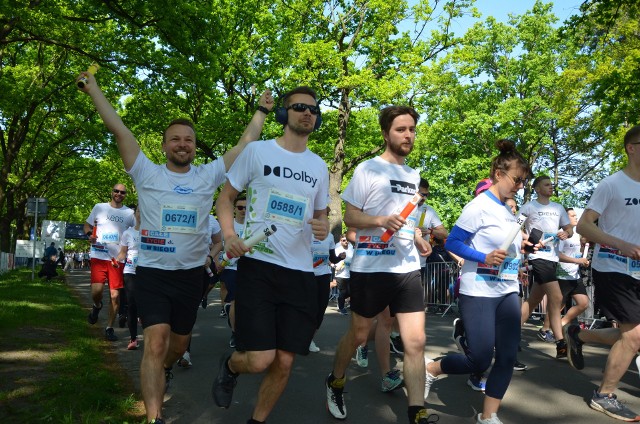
[{"xmin": 90, "ymin": 258, "xmax": 124, "ymax": 289}]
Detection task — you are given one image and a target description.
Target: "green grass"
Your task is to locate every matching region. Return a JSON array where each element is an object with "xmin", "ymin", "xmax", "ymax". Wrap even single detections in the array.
[{"xmin": 0, "ymin": 268, "xmax": 145, "ymax": 423}]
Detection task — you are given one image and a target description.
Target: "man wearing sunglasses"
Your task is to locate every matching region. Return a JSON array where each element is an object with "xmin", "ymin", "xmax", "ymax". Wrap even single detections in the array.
[
  {"xmin": 84, "ymin": 184, "xmax": 135, "ymax": 343},
  {"xmin": 78, "ymin": 71, "xmax": 273, "ymax": 424},
  {"xmin": 213, "ymin": 86, "xmax": 329, "ymax": 424}
]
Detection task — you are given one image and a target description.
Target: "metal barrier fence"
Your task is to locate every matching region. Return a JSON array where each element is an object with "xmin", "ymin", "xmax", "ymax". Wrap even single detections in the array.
[
  {"xmin": 425, "ymin": 260, "xmax": 604, "ymax": 328},
  {"xmin": 423, "ymin": 261, "xmax": 459, "ymax": 317}
]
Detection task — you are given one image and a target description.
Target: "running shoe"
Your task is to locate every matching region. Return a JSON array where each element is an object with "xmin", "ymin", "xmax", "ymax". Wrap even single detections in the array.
[
  {"xmin": 636, "ymin": 355, "xmax": 640, "ymax": 381},
  {"xmin": 105, "ymin": 327, "xmax": 118, "ymax": 341},
  {"xmin": 513, "ymin": 360, "xmax": 528, "ymax": 371},
  {"xmin": 201, "ymin": 297, "xmax": 208, "ymax": 309},
  {"xmin": 381, "ymin": 369, "xmax": 404, "ymax": 392},
  {"xmin": 338, "ymin": 308, "xmax": 348, "ymax": 315},
  {"xmin": 390, "ymin": 335, "xmax": 404, "ymax": 355},
  {"xmin": 164, "ymin": 367, "xmax": 173, "ymax": 394},
  {"xmin": 563, "ymin": 324, "xmax": 584, "ymax": 370},
  {"xmin": 476, "ymin": 412, "xmax": 503, "ymax": 424},
  {"xmin": 309, "ymin": 340, "xmax": 320, "ymax": 353},
  {"xmin": 177, "ymin": 351, "xmax": 192, "ymax": 368},
  {"xmin": 467, "ymin": 373, "xmax": 486, "ymax": 392},
  {"xmin": 87, "ymin": 302, "xmax": 102, "ymax": 325},
  {"xmin": 424, "ymin": 357, "xmax": 438, "ymax": 401},
  {"xmin": 537, "ymin": 328, "xmax": 555, "ymax": 343},
  {"xmin": 452, "ymin": 318, "xmax": 465, "ymax": 343},
  {"xmin": 149, "ymin": 419, "xmax": 166, "ymax": 424},
  {"xmin": 556, "ymin": 340, "xmax": 567, "ymax": 359},
  {"xmin": 212, "ymin": 355, "xmax": 238, "ymax": 408},
  {"xmin": 229, "ymin": 332, "xmax": 236, "ymax": 349},
  {"xmin": 454, "ymin": 335, "xmax": 470, "ymax": 355},
  {"xmin": 127, "ymin": 338, "xmax": 138, "ymax": 350},
  {"xmin": 414, "ymin": 408, "xmax": 440, "ymax": 423},
  {"xmin": 219, "ymin": 307, "xmax": 227, "ymax": 318},
  {"xmin": 355, "ymin": 345, "xmax": 368, "ymax": 368},
  {"xmin": 590, "ymin": 390, "xmax": 640, "ymax": 421},
  {"xmin": 326, "ymin": 373, "xmax": 347, "ymax": 419}
]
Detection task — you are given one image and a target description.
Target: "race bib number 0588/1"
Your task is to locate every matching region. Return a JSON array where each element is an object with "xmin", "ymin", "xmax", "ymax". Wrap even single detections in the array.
[{"xmin": 264, "ymin": 188, "xmax": 308, "ymax": 228}]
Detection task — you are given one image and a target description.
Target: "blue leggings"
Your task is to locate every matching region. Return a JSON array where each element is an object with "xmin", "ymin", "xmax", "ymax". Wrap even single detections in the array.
[{"xmin": 440, "ymin": 292, "xmax": 520, "ymax": 399}]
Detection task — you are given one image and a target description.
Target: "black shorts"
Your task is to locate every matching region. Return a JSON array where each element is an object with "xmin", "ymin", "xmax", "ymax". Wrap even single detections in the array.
[
  {"xmin": 235, "ymin": 257, "xmax": 317, "ymax": 355},
  {"xmin": 558, "ymin": 278, "xmax": 587, "ymax": 302},
  {"xmin": 593, "ymin": 269, "xmax": 640, "ymax": 324},
  {"xmin": 220, "ymin": 269, "xmax": 237, "ymax": 303},
  {"xmin": 315, "ymin": 273, "xmax": 331, "ymax": 329},
  {"xmin": 349, "ymin": 270, "xmax": 424, "ymax": 318},
  {"xmin": 135, "ymin": 266, "xmax": 203, "ymax": 335},
  {"xmin": 530, "ymin": 259, "xmax": 558, "ymax": 284}
]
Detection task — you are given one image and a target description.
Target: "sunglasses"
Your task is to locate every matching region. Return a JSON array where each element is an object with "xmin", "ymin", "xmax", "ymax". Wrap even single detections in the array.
[
  {"xmin": 112, "ymin": 189, "xmax": 127, "ymax": 195},
  {"xmin": 235, "ymin": 205, "xmax": 246, "ymax": 210},
  {"xmin": 287, "ymin": 103, "xmax": 320, "ymax": 115}
]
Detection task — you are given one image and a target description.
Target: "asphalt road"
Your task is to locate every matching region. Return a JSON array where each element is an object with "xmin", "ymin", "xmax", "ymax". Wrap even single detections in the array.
[{"xmin": 66, "ymin": 270, "xmax": 639, "ymax": 424}]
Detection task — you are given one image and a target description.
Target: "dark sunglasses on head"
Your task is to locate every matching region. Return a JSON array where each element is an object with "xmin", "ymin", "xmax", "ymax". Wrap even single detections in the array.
[
  {"xmin": 287, "ymin": 103, "xmax": 320, "ymax": 115},
  {"xmin": 113, "ymin": 189, "xmax": 127, "ymax": 195},
  {"xmin": 236, "ymin": 205, "xmax": 246, "ymax": 210}
]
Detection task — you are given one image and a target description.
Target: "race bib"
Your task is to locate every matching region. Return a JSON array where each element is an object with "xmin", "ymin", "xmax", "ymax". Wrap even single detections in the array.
[
  {"xmin": 100, "ymin": 231, "xmax": 120, "ymax": 244},
  {"xmin": 498, "ymin": 256, "xmax": 520, "ymax": 281},
  {"xmin": 628, "ymin": 258, "xmax": 640, "ymax": 279},
  {"xmin": 161, "ymin": 204, "xmax": 198, "ymax": 234},
  {"xmin": 395, "ymin": 212, "xmax": 417, "ymax": 240},
  {"xmin": 264, "ymin": 188, "xmax": 308, "ymax": 228}
]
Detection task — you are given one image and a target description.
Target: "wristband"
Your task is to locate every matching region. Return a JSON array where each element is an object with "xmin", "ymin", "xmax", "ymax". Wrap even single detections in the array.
[
  {"xmin": 257, "ymin": 105, "xmax": 270, "ymax": 115},
  {"xmin": 86, "ymin": 231, "xmax": 92, "ymax": 236},
  {"xmin": 207, "ymin": 255, "xmax": 214, "ymax": 263}
]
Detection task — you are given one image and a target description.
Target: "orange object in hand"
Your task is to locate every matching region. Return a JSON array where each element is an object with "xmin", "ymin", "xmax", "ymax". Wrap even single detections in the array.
[{"xmin": 380, "ymin": 191, "xmax": 425, "ymax": 242}]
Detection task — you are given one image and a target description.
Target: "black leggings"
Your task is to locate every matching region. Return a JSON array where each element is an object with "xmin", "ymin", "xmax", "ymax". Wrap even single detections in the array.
[
  {"xmin": 124, "ymin": 273, "xmax": 138, "ymax": 340},
  {"xmin": 336, "ymin": 277, "xmax": 350, "ymax": 310}
]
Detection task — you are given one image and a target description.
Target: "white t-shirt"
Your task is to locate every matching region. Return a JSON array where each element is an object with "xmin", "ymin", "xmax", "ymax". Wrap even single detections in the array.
[
  {"xmin": 334, "ymin": 242, "xmax": 354, "ymax": 279},
  {"xmin": 127, "ymin": 151, "xmax": 225, "ymax": 270},
  {"xmin": 312, "ymin": 236, "xmax": 334, "ymax": 276},
  {"xmin": 342, "ymin": 156, "xmax": 421, "ymax": 274},
  {"xmin": 557, "ymin": 232, "xmax": 582, "ymax": 280},
  {"xmin": 120, "ymin": 227, "xmax": 140, "ymax": 275},
  {"xmin": 418, "ymin": 204, "xmax": 444, "ymax": 267},
  {"xmin": 520, "ymin": 199, "xmax": 570, "ymax": 262},
  {"xmin": 87, "ymin": 203, "xmax": 135, "ymax": 260},
  {"xmin": 226, "ymin": 139, "xmax": 329, "ymax": 272},
  {"xmin": 208, "ymin": 215, "xmax": 221, "ymax": 243},
  {"xmin": 586, "ymin": 171, "xmax": 640, "ymax": 279},
  {"xmin": 456, "ymin": 192, "xmax": 522, "ymax": 298}
]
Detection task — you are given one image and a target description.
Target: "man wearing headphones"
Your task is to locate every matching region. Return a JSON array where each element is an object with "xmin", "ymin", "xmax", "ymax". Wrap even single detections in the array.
[{"xmin": 213, "ymin": 86, "xmax": 330, "ymax": 424}]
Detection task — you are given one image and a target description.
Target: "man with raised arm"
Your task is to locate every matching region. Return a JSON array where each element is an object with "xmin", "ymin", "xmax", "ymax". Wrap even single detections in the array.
[{"xmin": 77, "ymin": 70, "xmax": 273, "ymax": 424}]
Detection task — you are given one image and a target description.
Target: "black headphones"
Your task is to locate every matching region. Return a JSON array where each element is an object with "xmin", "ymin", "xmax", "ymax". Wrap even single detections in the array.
[{"xmin": 274, "ymin": 91, "xmax": 323, "ymax": 131}]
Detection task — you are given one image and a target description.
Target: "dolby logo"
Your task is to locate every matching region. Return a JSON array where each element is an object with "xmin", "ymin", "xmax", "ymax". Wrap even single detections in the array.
[{"xmin": 264, "ymin": 165, "xmax": 318, "ymax": 187}]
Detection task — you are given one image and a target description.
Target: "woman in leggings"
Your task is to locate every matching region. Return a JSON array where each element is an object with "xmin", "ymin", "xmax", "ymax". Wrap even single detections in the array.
[{"xmin": 425, "ymin": 139, "xmax": 530, "ymax": 424}]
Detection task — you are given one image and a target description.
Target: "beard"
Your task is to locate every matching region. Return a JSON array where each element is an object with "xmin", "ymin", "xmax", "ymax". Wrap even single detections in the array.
[
  {"xmin": 387, "ymin": 140, "xmax": 413, "ymax": 157},
  {"xmin": 288, "ymin": 120, "xmax": 314, "ymax": 136}
]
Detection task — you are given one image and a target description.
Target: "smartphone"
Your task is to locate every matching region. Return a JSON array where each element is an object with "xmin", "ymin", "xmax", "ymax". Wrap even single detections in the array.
[{"xmin": 524, "ymin": 228, "xmax": 543, "ymax": 253}]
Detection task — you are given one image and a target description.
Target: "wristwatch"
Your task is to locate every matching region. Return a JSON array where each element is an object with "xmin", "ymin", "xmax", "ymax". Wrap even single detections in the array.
[{"xmin": 257, "ymin": 105, "xmax": 270, "ymax": 115}]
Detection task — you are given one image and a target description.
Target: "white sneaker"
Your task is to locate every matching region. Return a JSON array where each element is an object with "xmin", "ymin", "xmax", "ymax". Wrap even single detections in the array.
[
  {"xmin": 309, "ymin": 340, "xmax": 320, "ymax": 353},
  {"xmin": 177, "ymin": 351, "xmax": 192, "ymax": 368},
  {"xmin": 636, "ymin": 355, "xmax": 640, "ymax": 380},
  {"xmin": 424, "ymin": 357, "xmax": 438, "ymax": 401},
  {"xmin": 477, "ymin": 413, "xmax": 503, "ymax": 424},
  {"xmin": 355, "ymin": 345, "xmax": 369, "ymax": 368}
]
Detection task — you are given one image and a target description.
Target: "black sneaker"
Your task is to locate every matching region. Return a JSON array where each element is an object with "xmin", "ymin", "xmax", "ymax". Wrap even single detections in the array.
[
  {"xmin": 229, "ymin": 332, "xmax": 236, "ymax": 349},
  {"xmin": 390, "ymin": 335, "xmax": 404, "ymax": 355},
  {"xmin": 212, "ymin": 355, "xmax": 238, "ymax": 408},
  {"xmin": 590, "ymin": 390, "xmax": 640, "ymax": 421},
  {"xmin": 219, "ymin": 307, "xmax": 227, "ymax": 318},
  {"xmin": 201, "ymin": 297, "xmax": 208, "ymax": 309},
  {"xmin": 563, "ymin": 324, "xmax": 584, "ymax": 370},
  {"xmin": 452, "ymin": 318, "xmax": 464, "ymax": 343},
  {"xmin": 149, "ymin": 419, "xmax": 166, "ymax": 424},
  {"xmin": 164, "ymin": 367, "xmax": 173, "ymax": 395},
  {"xmin": 556, "ymin": 340, "xmax": 567, "ymax": 359},
  {"xmin": 105, "ymin": 327, "xmax": 118, "ymax": 341},
  {"xmin": 513, "ymin": 359, "xmax": 528, "ymax": 371},
  {"xmin": 87, "ymin": 302, "xmax": 102, "ymax": 325},
  {"xmin": 118, "ymin": 314, "xmax": 127, "ymax": 328}
]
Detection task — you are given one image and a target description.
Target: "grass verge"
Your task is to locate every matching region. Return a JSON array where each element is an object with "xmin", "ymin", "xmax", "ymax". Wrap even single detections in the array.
[{"xmin": 0, "ymin": 268, "xmax": 145, "ymax": 423}]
